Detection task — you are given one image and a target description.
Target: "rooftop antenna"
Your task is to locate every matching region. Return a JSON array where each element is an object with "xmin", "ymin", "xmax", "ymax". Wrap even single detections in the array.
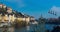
[{"xmin": 40, "ymin": 14, "xmax": 43, "ymax": 19}]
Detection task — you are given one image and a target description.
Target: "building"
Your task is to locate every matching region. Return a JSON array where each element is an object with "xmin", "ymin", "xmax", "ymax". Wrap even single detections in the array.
[
  {"xmin": 0, "ymin": 4, "xmax": 6, "ymax": 9},
  {"xmin": 0, "ymin": 14, "xmax": 15, "ymax": 23},
  {"xmin": 0, "ymin": 14, "xmax": 2, "ymax": 21},
  {"xmin": 7, "ymin": 7, "xmax": 12, "ymax": 13},
  {"xmin": 0, "ymin": 4, "xmax": 3, "ymax": 8},
  {"xmin": 0, "ymin": 4, "xmax": 35, "ymax": 25},
  {"xmin": 15, "ymin": 14, "xmax": 35, "ymax": 25}
]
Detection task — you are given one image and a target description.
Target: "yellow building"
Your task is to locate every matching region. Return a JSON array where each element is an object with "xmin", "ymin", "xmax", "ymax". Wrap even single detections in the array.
[
  {"xmin": 16, "ymin": 18, "xmax": 23, "ymax": 21},
  {"xmin": 9, "ymin": 15, "xmax": 15, "ymax": 22},
  {"xmin": 0, "ymin": 14, "xmax": 15, "ymax": 23},
  {"xmin": 25, "ymin": 17, "xmax": 30, "ymax": 22},
  {"xmin": 0, "ymin": 14, "xmax": 35, "ymax": 23},
  {"xmin": 2, "ymin": 14, "xmax": 8, "ymax": 21},
  {"xmin": 16, "ymin": 17, "xmax": 30, "ymax": 22},
  {"xmin": 0, "ymin": 4, "xmax": 35, "ymax": 24}
]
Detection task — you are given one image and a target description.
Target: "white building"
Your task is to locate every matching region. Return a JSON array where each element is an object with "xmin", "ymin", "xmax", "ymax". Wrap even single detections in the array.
[
  {"xmin": 7, "ymin": 7, "xmax": 12, "ymax": 13},
  {"xmin": 0, "ymin": 4, "xmax": 6, "ymax": 9}
]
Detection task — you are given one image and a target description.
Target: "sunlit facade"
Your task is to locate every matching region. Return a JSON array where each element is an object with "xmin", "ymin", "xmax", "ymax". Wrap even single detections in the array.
[
  {"xmin": 3, "ymin": 5, "xmax": 6, "ymax": 9},
  {"xmin": 7, "ymin": 7, "xmax": 12, "ymax": 13},
  {"xmin": 15, "ymin": 16, "xmax": 35, "ymax": 23},
  {"xmin": 0, "ymin": 4, "xmax": 35, "ymax": 24},
  {"xmin": 9, "ymin": 14, "xmax": 15, "ymax": 22},
  {"xmin": 0, "ymin": 14, "xmax": 15, "ymax": 22},
  {"xmin": 16, "ymin": 17, "xmax": 30, "ymax": 22},
  {"xmin": 30, "ymin": 16, "xmax": 35, "ymax": 21},
  {"xmin": 0, "ymin": 14, "xmax": 35, "ymax": 23},
  {"xmin": 2, "ymin": 14, "xmax": 8, "ymax": 21},
  {"xmin": 16, "ymin": 18, "xmax": 24, "ymax": 21},
  {"xmin": 0, "ymin": 4, "xmax": 6, "ymax": 9}
]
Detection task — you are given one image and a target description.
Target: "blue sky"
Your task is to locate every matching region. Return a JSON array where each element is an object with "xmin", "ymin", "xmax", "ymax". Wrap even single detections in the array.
[{"xmin": 1, "ymin": 0, "xmax": 60, "ymax": 19}]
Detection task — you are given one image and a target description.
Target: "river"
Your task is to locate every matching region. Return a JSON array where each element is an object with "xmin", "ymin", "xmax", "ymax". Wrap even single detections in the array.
[
  {"xmin": 15, "ymin": 24, "xmax": 60, "ymax": 32},
  {"xmin": 0, "ymin": 24, "xmax": 60, "ymax": 32}
]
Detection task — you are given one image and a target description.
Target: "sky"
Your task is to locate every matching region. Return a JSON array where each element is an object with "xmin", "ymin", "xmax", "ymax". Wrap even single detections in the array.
[{"xmin": 1, "ymin": 0, "xmax": 60, "ymax": 19}]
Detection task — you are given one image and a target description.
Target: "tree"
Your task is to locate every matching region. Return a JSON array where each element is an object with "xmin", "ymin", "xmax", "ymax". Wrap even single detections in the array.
[
  {"xmin": 51, "ymin": 26, "xmax": 60, "ymax": 32},
  {"xmin": 58, "ymin": 16, "xmax": 60, "ymax": 22}
]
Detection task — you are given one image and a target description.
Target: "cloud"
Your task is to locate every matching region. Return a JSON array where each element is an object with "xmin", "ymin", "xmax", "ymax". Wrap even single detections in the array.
[
  {"xmin": 51, "ymin": 6, "xmax": 60, "ymax": 13},
  {"xmin": 50, "ymin": 6, "xmax": 60, "ymax": 16}
]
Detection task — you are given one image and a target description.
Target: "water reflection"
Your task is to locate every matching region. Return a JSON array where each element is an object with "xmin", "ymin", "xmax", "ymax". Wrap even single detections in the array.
[
  {"xmin": 0, "ymin": 23, "xmax": 60, "ymax": 32},
  {"xmin": 0, "ymin": 26, "xmax": 14, "ymax": 32}
]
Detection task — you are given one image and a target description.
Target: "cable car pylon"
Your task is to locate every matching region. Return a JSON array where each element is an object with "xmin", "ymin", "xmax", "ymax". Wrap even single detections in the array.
[{"xmin": 48, "ymin": 10, "xmax": 57, "ymax": 16}]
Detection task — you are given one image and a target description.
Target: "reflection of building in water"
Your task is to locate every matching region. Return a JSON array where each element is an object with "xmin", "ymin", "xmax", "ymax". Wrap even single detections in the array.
[
  {"xmin": 8, "ymin": 27, "xmax": 14, "ymax": 32},
  {"xmin": 38, "ymin": 14, "xmax": 46, "ymax": 32},
  {"xmin": 0, "ymin": 26, "xmax": 14, "ymax": 32}
]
